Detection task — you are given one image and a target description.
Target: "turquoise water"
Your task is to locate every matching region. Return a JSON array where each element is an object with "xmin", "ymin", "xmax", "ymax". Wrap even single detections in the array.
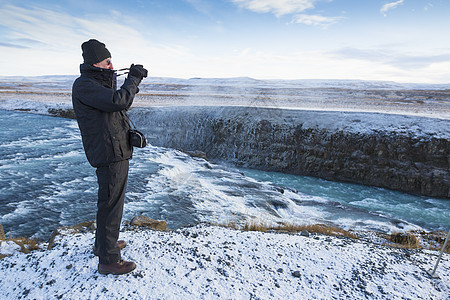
[
  {"xmin": 0, "ymin": 110, "xmax": 448, "ymax": 239},
  {"xmin": 240, "ymin": 169, "xmax": 449, "ymax": 232}
]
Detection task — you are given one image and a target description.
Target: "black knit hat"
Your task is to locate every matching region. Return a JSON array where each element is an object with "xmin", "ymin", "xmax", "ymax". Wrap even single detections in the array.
[{"xmin": 81, "ymin": 39, "xmax": 111, "ymax": 64}]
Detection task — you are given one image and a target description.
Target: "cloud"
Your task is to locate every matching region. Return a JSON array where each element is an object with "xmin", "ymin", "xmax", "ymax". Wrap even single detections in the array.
[
  {"xmin": 0, "ymin": 38, "xmax": 46, "ymax": 49},
  {"xmin": 232, "ymin": 0, "xmax": 342, "ymax": 27},
  {"xmin": 0, "ymin": 4, "xmax": 88, "ymax": 51},
  {"xmin": 232, "ymin": 0, "xmax": 317, "ymax": 16},
  {"xmin": 0, "ymin": 42, "xmax": 29, "ymax": 49},
  {"xmin": 184, "ymin": 0, "xmax": 214, "ymax": 15},
  {"xmin": 185, "ymin": 48, "xmax": 450, "ymax": 83},
  {"xmin": 0, "ymin": 4, "xmax": 192, "ymax": 76},
  {"xmin": 380, "ymin": 0, "xmax": 404, "ymax": 16},
  {"xmin": 330, "ymin": 47, "xmax": 450, "ymax": 70},
  {"xmin": 292, "ymin": 14, "xmax": 342, "ymax": 27},
  {"xmin": 0, "ymin": 3, "xmax": 447, "ymax": 83}
]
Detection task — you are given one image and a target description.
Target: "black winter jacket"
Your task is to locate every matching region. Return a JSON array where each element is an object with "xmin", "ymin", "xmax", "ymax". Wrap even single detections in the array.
[{"xmin": 72, "ymin": 63, "xmax": 141, "ymax": 167}]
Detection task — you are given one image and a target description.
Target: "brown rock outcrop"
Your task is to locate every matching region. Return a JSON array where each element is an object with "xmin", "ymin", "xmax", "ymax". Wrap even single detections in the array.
[{"xmin": 130, "ymin": 215, "xmax": 167, "ymax": 231}]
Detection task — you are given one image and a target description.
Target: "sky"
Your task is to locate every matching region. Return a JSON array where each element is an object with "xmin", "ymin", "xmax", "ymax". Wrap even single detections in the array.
[{"xmin": 0, "ymin": 0, "xmax": 449, "ymax": 83}]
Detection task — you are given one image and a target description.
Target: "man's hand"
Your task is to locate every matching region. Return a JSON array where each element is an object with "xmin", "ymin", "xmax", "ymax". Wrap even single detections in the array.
[{"xmin": 128, "ymin": 64, "xmax": 148, "ymax": 80}]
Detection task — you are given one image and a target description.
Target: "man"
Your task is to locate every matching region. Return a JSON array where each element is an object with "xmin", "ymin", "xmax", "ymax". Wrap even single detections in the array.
[{"xmin": 72, "ymin": 39, "xmax": 147, "ymax": 275}]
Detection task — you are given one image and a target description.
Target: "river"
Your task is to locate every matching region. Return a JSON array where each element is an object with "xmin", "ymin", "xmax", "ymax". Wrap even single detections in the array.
[{"xmin": 0, "ymin": 109, "xmax": 448, "ymax": 239}]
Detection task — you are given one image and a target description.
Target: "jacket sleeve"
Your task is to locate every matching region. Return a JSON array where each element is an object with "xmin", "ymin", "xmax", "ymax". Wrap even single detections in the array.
[{"xmin": 74, "ymin": 76, "xmax": 141, "ymax": 112}]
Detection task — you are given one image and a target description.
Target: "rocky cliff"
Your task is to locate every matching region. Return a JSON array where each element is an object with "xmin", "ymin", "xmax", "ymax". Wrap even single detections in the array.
[{"xmin": 130, "ymin": 106, "xmax": 449, "ymax": 198}]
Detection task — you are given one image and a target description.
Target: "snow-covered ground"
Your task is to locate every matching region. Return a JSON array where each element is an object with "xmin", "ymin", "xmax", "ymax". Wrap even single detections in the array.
[
  {"xmin": 0, "ymin": 224, "xmax": 448, "ymax": 299},
  {"xmin": 0, "ymin": 76, "xmax": 448, "ymax": 299},
  {"xmin": 0, "ymin": 76, "xmax": 449, "ymax": 119},
  {"xmin": 0, "ymin": 76, "xmax": 449, "ymax": 143}
]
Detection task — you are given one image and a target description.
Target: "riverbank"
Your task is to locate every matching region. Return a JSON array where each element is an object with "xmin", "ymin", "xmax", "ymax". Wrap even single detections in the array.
[{"xmin": 0, "ymin": 222, "xmax": 449, "ymax": 299}]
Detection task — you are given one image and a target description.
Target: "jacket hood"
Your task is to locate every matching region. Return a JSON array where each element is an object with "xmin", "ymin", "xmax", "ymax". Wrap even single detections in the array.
[{"xmin": 79, "ymin": 63, "xmax": 116, "ymax": 89}]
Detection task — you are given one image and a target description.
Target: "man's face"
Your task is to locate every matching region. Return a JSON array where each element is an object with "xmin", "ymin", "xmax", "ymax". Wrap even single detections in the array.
[{"xmin": 93, "ymin": 57, "xmax": 113, "ymax": 70}]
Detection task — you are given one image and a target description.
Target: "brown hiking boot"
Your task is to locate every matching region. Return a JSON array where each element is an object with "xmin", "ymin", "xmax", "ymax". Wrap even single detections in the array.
[
  {"xmin": 98, "ymin": 259, "xmax": 136, "ymax": 275},
  {"xmin": 93, "ymin": 240, "xmax": 127, "ymax": 256}
]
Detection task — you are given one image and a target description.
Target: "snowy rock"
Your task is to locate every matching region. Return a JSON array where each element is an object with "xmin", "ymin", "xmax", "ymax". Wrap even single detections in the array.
[
  {"xmin": 89, "ymin": 222, "xmax": 97, "ymax": 231},
  {"xmin": 0, "ymin": 240, "xmax": 20, "ymax": 256},
  {"xmin": 69, "ymin": 221, "xmax": 97, "ymax": 233},
  {"xmin": 48, "ymin": 108, "xmax": 76, "ymax": 119},
  {"xmin": 130, "ymin": 215, "xmax": 167, "ymax": 230},
  {"xmin": 301, "ymin": 230, "xmax": 310, "ymax": 237},
  {"xmin": 182, "ymin": 150, "xmax": 208, "ymax": 160}
]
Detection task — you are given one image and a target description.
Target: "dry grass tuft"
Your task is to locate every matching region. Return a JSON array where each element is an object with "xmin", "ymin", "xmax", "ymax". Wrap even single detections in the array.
[
  {"xmin": 221, "ymin": 219, "xmax": 449, "ymax": 253},
  {"xmin": 9, "ymin": 237, "xmax": 41, "ymax": 254},
  {"xmin": 221, "ymin": 219, "xmax": 358, "ymax": 239},
  {"xmin": 386, "ymin": 232, "xmax": 420, "ymax": 249},
  {"xmin": 273, "ymin": 223, "xmax": 359, "ymax": 239},
  {"xmin": 379, "ymin": 230, "xmax": 449, "ymax": 253},
  {"xmin": 242, "ymin": 221, "xmax": 268, "ymax": 233}
]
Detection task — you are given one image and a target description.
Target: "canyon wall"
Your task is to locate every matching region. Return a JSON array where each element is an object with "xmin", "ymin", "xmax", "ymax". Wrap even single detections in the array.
[{"xmin": 130, "ymin": 106, "xmax": 449, "ymax": 198}]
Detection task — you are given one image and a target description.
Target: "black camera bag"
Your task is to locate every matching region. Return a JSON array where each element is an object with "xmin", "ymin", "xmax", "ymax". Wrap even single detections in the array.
[
  {"xmin": 121, "ymin": 111, "xmax": 147, "ymax": 148},
  {"xmin": 129, "ymin": 129, "xmax": 147, "ymax": 148}
]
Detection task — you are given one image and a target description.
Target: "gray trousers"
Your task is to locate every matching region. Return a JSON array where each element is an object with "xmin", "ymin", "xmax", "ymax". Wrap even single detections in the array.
[{"xmin": 95, "ymin": 160, "xmax": 129, "ymax": 264}]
